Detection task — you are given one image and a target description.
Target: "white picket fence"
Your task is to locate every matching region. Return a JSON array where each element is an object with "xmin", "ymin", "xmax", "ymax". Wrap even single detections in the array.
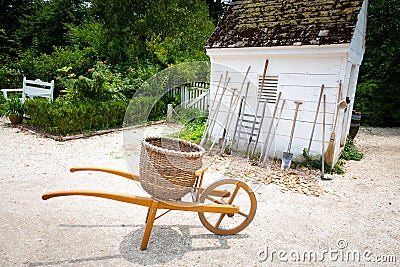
[{"xmin": 169, "ymin": 82, "xmax": 209, "ymax": 111}]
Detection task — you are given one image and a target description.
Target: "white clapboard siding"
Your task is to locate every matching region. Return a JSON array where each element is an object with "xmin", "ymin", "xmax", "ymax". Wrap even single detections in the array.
[
  {"xmin": 349, "ymin": 0, "xmax": 368, "ymax": 65},
  {"xmin": 206, "ymin": 0, "xmax": 368, "ymax": 162}
]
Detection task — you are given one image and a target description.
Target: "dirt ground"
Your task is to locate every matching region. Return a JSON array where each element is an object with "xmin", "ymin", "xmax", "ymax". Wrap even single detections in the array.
[{"xmin": 0, "ymin": 118, "xmax": 399, "ymax": 266}]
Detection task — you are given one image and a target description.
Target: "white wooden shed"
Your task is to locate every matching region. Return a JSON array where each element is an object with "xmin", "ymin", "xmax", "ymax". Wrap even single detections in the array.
[{"xmin": 204, "ymin": 0, "xmax": 368, "ymax": 165}]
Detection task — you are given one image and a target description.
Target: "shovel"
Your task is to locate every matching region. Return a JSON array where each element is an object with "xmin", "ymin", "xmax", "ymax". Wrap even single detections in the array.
[{"xmin": 281, "ymin": 101, "xmax": 303, "ymax": 170}]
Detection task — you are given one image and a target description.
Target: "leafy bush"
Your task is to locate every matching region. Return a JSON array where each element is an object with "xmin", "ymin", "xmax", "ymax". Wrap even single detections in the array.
[
  {"xmin": 23, "ymin": 96, "xmax": 171, "ymax": 136},
  {"xmin": 0, "ymin": 62, "xmax": 23, "ymax": 89},
  {"xmin": 119, "ymin": 60, "xmax": 162, "ymax": 98},
  {"xmin": 354, "ymin": 80, "xmax": 400, "ymax": 127},
  {"xmin": 341, "ymin": 136, "xmax": 364, "ymax": 161},
  {"xmin": 58, "ymin": 61, "xmax": 125, "ymax": 101},
  {"xmin": 0, "ymin": 93, "xmax": 7, "ymax": 116},
  {"xmin": 301, "ymin": 135, "xmax": 363, "ymax": 174},
  {"xmin": 16, "ymin": 46, "xmax": 95, "ymax": 96},
  {"xmin": 148, "ymin": 95, "xmax": 170, "ymax": 121},
  {"xmin": 24, "ymin": 98, "xmax": 128, "ymax": 135},
  {"xmin": 170, "ymin": 117, "xmax": 206, "ymax": 144},
  {"xmin": 301, "ymin": 148, "xmax": 345, "ymax": 174},
  {"xmin": 124, "ymin": 94, "xmax": 177, "ymax": 126},
  {"xmin": 171, "ymin": 107, "xmax": 207, "ymax": 124},
  {"xmin": 2, "ymin": 94, "xmax": 25, "ymax": 115}
]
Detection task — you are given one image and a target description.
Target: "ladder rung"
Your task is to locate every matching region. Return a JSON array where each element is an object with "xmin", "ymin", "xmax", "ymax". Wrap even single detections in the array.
[
  {"xmin": 241, "ymin": 125, "xmax": 260, "ymax": 130},
  {"xmin": 237, "ymin": 136, "xmax": 257, "ymax": 141},
  {"xmin": 241, "ymin": 119, "xmax": 260, "ymax": 124},
  {"xmin": 243, "ymin": 113, "xmax": 262, "ymax": 118}
]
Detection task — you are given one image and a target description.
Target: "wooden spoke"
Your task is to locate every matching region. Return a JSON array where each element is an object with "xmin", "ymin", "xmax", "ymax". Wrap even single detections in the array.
[
  {"xmin": 215, "ymin": 214, "xmax": 226, "ymax": 228},
  {"xmin": 205, "ymin": 195, "xmax": 224, "ymax": 205},
  {"xmin": 237, "ymin": 211, "xmax": 249, "ymax": 218},
  {"xmin": 198, "ymin": 178, "xmax": 257, "ymax": 235},
  {"xmin": 228, "ymin": 184, "xmax": 240, "ymax": 204}
]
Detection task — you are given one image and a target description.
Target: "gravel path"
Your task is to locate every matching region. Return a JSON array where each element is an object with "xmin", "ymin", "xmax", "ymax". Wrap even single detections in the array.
[{"xmin": 0, "ymin": 117, "xmax": 399, "ymax": 266}]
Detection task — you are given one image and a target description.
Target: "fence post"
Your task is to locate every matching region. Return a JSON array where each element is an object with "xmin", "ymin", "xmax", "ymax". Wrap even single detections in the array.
[{"xmin": 167, "ymin": 104, "xmax": 173, "ymax": 122}]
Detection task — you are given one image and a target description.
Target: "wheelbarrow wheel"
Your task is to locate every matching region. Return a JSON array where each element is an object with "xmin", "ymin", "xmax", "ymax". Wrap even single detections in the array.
[{"xmin": 198, "ymin": 178, "xmax": 257, "ymax": 235}]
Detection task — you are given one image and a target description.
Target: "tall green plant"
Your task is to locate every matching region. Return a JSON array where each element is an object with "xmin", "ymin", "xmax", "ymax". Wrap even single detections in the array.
[
  {"xmin": 341, "ymin": 136, "xmax": 363, "ymax": 161},
  {"xmin": 2, "ymin": 95, "xmax": 24, "ymax": 115},
  {"xmin": 58, "ymin": 61, "xmax": 125, "ymax": 101},
  {"xmin": 0, "ymin": 93, "xmax": 7, "ymax": 116},
  {"xmin": 355, "ymin": 0, "xmax": 400, "ymax": 126}
]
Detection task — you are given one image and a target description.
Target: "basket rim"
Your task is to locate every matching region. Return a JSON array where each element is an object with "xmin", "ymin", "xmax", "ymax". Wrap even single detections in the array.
[{"xmin": 142, "ymin": 136, "xmax": 205, "ymax": 158}]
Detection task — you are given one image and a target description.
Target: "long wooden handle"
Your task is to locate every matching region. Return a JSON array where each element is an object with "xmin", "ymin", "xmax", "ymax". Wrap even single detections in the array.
[
  {"xmin": 258, "ymin": 59, "xmax": 269, "ymax": 101},
  {"xmin": 288, "ymin": 101, "xmax": 303, "ymax": 152},
  {"xmin": 307, "ymin": 84, "xmax": 325, "ymax": 153},
  {"xmin": 200, "ymin": 73, "xmax": 223, "ymax": 146},
  {"xmin": 259, "ymin": 92, "xmax": 282, "ymax": 160},
  {"xmin": 322, "ymin": 94, "xmax": 326, "ymax": 179},
  {"xmin": 70, "ymin": 167, "xmax": 139, "ymax": 181},
  {"xmin": 246, "ymin": 59, "xmax": 269, "ymax": 155},
  {"xmin": 332, "ymin": 81, "xmax": 342, "ymax": 131}
]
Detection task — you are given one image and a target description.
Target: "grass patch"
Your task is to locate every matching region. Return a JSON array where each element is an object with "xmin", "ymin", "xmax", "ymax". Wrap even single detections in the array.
[
  {"xmin": 300, "ymin": 135, "xmax": 364, "ymax": 174},
  {"xmin": 170, "ymin": 117, "xmax": 206, "ymax": 144},
  {"xmin": 300, "ymin": 148, "xmax": 345, "ymax": 174}
]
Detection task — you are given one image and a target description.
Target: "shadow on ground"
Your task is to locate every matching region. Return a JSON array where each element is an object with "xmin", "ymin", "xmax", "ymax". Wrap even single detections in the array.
[{"xmin": 29, "ymin": 224, "xmax": 248, "ymax": 266}]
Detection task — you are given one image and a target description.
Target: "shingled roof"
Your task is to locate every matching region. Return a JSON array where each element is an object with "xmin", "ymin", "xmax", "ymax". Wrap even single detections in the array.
[{"xmin": 206, "ymin": 0, "xmax": 365, "ymax": 48}]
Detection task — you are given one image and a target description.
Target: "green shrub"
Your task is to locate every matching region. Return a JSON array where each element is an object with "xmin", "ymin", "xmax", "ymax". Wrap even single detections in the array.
[
  {"xmin": 341, "ymin": 136, "xmax": 364, "ymax": 161},
  {"xmin": 16, "ymin": 46, "xmax": 96, "ymax": 96},
  {"xmin": 148, "ymin": 95, "xmax": 170, "ymax": 121},
  {"xmin": 0, "ymin": 93, "xmax": 8, "ymax": 116},
  {"xmin": 355, "ymin": 80, "xmax": 400, "ymax": 127},
  {"xmin": 301, "ymin": 148, "xmax": 345, "ymax": 174},
  {"xmin": 171, "ymin": 107, "xmax": 207, "ymax": 125},
  {"xmin": 170, "ymin": 117, "xmax": 206, "ymax": 144},
  {"xmin": 58, "ymin": 61, "xmax": 125, "ymax": 101},
  {"xmin": 2, "ymin": 94, "xmax": 25, "ymax": 115},
  {"xmin": 119, "ymin": 59, "xmax": 162, "ymax": 98},
  {"xmin": 0, "ymin": 63, "xmax": 23, "ymax": 89},
  {"xmin": 24, "ymin": 98, "xmax": 128, "ymax": 135}
]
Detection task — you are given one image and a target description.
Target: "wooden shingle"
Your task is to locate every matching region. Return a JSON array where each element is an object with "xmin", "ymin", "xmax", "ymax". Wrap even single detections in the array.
[{"xmin": 206, "ymin": 0, "xmax": 364, "ymax": 48}]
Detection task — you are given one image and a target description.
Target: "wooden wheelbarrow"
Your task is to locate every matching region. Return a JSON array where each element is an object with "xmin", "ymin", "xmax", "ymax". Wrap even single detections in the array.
[{"xmin": 42, "ymin": 166, "xmax": 257, "ymax": 250}]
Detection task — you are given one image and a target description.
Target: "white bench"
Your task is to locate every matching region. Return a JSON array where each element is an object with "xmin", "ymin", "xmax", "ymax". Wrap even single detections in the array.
[{"xmin": 1, "ymin": 77, "xmax": 55, "ymax": 100}]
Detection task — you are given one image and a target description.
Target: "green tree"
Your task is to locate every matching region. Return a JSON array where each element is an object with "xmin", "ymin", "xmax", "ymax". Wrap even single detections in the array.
[
  {"xmin": 0, "ymin": 0, "xmax": 37, "ymax": 63},
  {"xmin": 355, "ymin": 0, "xmax": 400, "ymax": 126},
  {"xmin": 0, "ymin": 0, "xmax": 37, "ymax": 36},
  {"xmin": 145, "ymin": 0, "xmax": 215, "ymax": 65},
  {"xmin": 89, "ymin": 0, "xmax": 214, "ymax": 65},
  {"xmin": 206, "ymin": 0, "xmax": 231, "ymax": 25},
  {"xmin": 16, "ymin": 0, "xmax": 89, "ymax": 54}
]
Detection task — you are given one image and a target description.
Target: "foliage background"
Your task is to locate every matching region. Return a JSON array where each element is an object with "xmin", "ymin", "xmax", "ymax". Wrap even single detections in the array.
[
  {"xmin": 354, "ymin": 0, "xmax": 400, "ymax": 126},
  {"xmin": 0, "ymin": 0, "xmax": 214, "ymax": 96},
  {"xmin": 0, "ymin": 0, "xmax": 399, "ymax": 127}
]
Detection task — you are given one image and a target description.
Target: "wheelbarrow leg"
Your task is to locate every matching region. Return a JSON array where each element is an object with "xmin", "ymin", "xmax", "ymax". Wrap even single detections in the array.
[
  {"xmin": 141, "ymin": 200, "xmax": 159, "ymax": 250},
  {"xmin": 145, "ymin": 208, "xmax": 151, "ymax": 223}
]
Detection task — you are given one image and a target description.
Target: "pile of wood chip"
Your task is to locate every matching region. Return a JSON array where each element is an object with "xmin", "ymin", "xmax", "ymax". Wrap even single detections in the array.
[{"xmin": 204, "ymin": 154, "xmax": 327, "ymax": 197}]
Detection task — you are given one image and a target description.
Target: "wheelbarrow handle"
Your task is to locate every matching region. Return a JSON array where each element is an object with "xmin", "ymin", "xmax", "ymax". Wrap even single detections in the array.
[{"xmin": 70, "ymin": 167, "xmax": 140, "ymax": 182}]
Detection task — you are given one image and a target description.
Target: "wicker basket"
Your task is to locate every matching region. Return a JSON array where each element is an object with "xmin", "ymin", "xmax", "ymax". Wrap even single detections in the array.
[{"xmin": 139, "ymin": 137, "xmax": 205, "ymax": 200}]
